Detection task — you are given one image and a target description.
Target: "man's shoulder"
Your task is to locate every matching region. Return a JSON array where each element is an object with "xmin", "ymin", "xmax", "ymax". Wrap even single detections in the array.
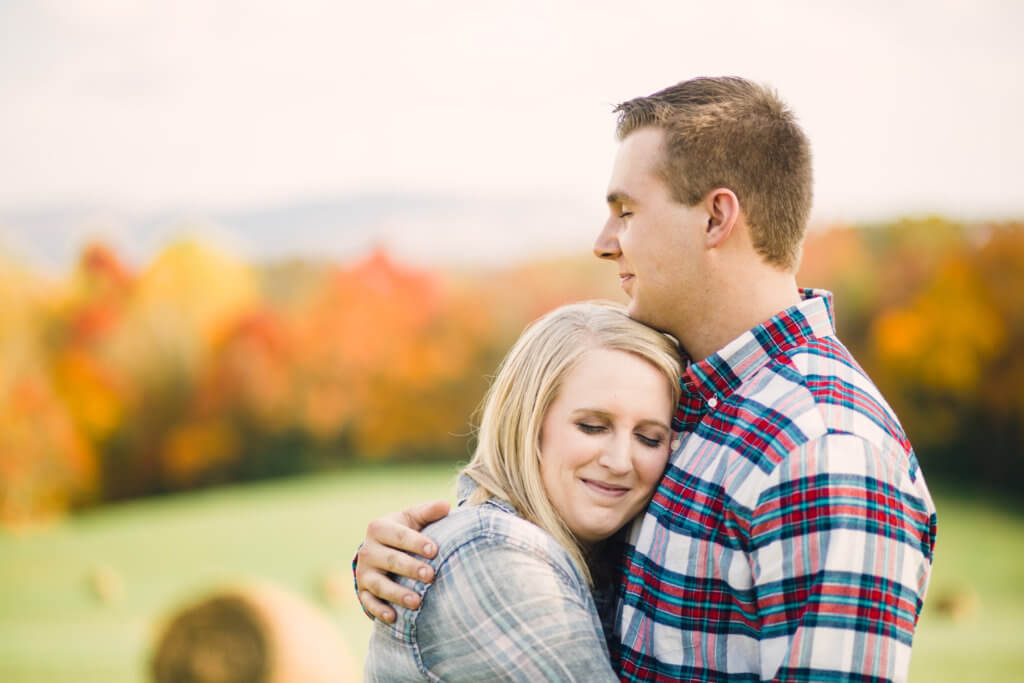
[
  {"xmin": 740, "ymin": 332, "xmax": 909, "ymax": 454},
  {"xmin": 696, "ymin": 331, "xmax": 914, "ymax": 497}
]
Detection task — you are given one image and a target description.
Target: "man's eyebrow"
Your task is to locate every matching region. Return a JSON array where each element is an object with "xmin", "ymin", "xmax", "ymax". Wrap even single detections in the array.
[{"xmin": 606, "ymin": 190, "xmax": 635, "ymax": 205}]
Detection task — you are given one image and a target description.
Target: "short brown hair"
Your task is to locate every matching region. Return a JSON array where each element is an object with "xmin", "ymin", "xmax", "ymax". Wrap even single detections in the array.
[{"xmin": 615, "ymin": 76, "xmax": 812, "ymax": 270}]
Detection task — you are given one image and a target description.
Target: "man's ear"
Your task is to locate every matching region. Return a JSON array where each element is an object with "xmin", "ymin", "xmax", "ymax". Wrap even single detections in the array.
[{"xmin": 702, "ymin": 188, "xmax": 740, "ymax": 248}]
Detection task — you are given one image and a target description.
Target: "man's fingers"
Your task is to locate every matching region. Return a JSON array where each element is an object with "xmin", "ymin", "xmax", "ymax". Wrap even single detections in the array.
[
  {"xmin": 359, "ymin": 589, "xmax": 396, "ymax": 623},
  {"xmin": 402, "ymin": 500, "xmax": 451, "ymax": 546},
  {"xmin": 359, "ymin": 569, "xmax": 423, "ymax": 611},
  {"xmin": 367, "ymin": 516, "xmax": 441, "ymax": 560},
  {"xmin": 358, "ymin": 539, "xmax": 436, "ymax": 584},
  {"xmin": 354, "ymin": 499, "xmax": 449, "ymax": 617}
]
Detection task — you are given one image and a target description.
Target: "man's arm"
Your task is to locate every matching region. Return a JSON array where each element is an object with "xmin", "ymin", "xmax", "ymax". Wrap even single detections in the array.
[
  {"xmin": 354, "ymin": 500, "xmax": 450, "ymax": 622},
  {"xmin": 750, "ymin": 433, "xmax": 937, "ymax": 683}
]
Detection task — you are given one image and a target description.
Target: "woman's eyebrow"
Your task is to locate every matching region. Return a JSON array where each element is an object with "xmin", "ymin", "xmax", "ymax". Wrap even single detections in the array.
[
  {"xmin": 635, "ymin": 418, "xmax": 670, "ymax": 431},
  {"xmin": 572, "ymin": 409, "xmax": 669, "ymax": 431}
]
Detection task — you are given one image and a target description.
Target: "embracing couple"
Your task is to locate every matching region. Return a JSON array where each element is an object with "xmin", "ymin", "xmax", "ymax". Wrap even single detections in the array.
[{"xmin": 355, "ymin": 76, "xmax": 938, "ymax": 682}]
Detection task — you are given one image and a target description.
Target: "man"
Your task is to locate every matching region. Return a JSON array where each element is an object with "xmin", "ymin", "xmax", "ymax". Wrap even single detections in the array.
[{"xmin": 354, "ymin": 76, "xmax": 937, "ymax": 682}]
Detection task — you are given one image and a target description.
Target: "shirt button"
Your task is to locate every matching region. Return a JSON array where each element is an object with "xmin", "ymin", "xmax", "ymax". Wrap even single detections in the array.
[
  {"xmin": 707, "ymin": 396, "xmax": 718, "ymax": 409},
  {"xmin": 670, "ymin": 437, "xmax": 682, "ymax": 451}
]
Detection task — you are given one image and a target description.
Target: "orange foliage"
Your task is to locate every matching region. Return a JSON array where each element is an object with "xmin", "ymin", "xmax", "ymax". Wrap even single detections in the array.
[
  {"xmin": 161, "ymin": 418, "xmax": 241, "ymax": 487},
  {"xmin": 291, "ymin": 249, "xmax": 491, "ymax": 453},
  {"xmin": 872, "ymin": 257, "xmax": 1006, "ymax": 393},
  {"xmin": 197, "ymin": 310, "xmax": 296, "ymax": 432},
  {"xmin": 0, "ymin": 373, "xmax": 96, "ymax": 524},
  {"xmin": 2, "ymin": 219, "xmax": 1021, "ymax": 520},
  {"xmin": 53, "ymin": 348, "xmax": 125, "ymax": 441},
  {"xmin": 804, "ymin": 220, "xmax": 1023, "ymax": 472},
  {"xmin": 60, "ymin": 242, "xmax": 135, "ymax": 344}
]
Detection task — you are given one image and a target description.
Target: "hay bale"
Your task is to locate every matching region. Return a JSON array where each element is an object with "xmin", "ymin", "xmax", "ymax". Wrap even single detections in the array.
[
  {"xmin": 318, "ymin": 570, "xmax": 356, "ymax": 610},
  {"xmin": 932, "ymin": 586, "xmax": 980, "ymax": 623},
  {"xmin": 151, "ymin": 581, "xmax": 355, "ymax": 683},
  {"xmin": 87, "ymin": 564, "xmax": 125, "ymax": 604}
]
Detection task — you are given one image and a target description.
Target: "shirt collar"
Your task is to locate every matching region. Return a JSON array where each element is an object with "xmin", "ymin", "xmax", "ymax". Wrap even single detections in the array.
[
  {"xmin": 673, "ymin": 288, "xmax": 835, "ymax": 430},
  {"xmin": 456, "ymin": 473, "xmax": 518, "ymax": 516}
]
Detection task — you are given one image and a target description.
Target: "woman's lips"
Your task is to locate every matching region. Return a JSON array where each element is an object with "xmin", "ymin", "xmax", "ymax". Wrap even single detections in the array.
[
  {"xmin": 581, "ymin": 478, "xmax": 630, "ymax": 498},
  {"xmin": 619, "ymin": 273, "xmax": 634, "ymax": 293}
]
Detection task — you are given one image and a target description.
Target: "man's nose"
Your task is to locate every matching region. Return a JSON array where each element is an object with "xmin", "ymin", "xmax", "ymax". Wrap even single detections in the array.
[{"xmin": 593, "ymin": 218, "xmax": 621, "ymax": 260}]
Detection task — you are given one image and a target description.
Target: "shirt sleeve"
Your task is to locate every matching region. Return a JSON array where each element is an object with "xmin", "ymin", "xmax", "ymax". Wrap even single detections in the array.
[
  {"xmin": 351, "ymin": 544, "xmax": 376, "ymax": 621},
  {"xmin": 412, "ymin": 534, "xmax": 619, "ymax": 682},
  {"xmin": 749, "ymin": 432, "xmax": 937, "ymax": 683}
]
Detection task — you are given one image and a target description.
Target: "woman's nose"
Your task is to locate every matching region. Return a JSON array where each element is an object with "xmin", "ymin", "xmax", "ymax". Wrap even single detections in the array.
[{"xmin": 596, "ymin": 432, "xmax": 632, "ymax": 475}]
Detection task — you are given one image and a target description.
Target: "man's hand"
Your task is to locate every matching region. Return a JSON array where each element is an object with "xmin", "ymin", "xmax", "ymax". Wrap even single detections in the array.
[{"xmin": 355, "ymin": 499, "xmax": 451, "ymax": 623}]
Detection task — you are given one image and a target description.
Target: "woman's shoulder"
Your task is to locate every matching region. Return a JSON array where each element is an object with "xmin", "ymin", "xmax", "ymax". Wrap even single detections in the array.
[
  {"xmin": 423, "ymin": 497, "xmax": 577, "ymax": 578},
  {"xmin": 376, "ymin": 481, "xmax": 592, "ymax": 643},
  {"xmin": 369, "ymin": 494, "xmax": 613, "ymax": 681},
  {"xmin": 380, "ymin": 499, "xmax": 591, "ymax": 639}
]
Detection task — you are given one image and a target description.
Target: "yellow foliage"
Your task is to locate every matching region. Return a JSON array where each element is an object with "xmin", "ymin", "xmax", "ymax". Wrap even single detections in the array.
[
  {"xmin": 0, "ymin": 254, "xmax": 47, "ymax": 342},
  {"xmin": 0, "ymin": 265, "xmax": 101, "ymax": 521},
  {"xmin": 53, "ymin": 349, "xmax": 124, "ymax": 441},
  {"xmin": 0, "ymin": 370, "xmax": 97, "ymax": 524},
  {"xmin": 1, "ymin": 221, "xmax": 1017, "ymax": 512},
  {"xmin": 95, "ymin": 239, "xmax": 260, "ymax": 405},
  {"xmin": 133, "ymin": 239, "xmax": 258, "ymax": 349}
]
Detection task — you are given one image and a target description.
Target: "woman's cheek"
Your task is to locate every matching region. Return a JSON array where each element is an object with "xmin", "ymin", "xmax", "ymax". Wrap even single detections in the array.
[{"xmin": 640, "ymin": 448, "xmax": 670, "ymax": 491}]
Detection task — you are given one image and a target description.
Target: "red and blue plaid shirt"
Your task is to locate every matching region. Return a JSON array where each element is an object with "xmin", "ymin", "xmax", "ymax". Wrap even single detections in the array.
[{"xmin": 614, "ymin": 289, "xmax": 937, "ymax": 682}]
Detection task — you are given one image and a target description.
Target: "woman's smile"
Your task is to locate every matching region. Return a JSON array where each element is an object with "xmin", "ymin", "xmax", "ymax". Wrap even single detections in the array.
[
  {"xmin": 539, "ymin": 346, "xmax": 673, "ymax": 545},
  {"xmin": 579, "ymin": 478, "xmax": 631, "ymax": 499}
]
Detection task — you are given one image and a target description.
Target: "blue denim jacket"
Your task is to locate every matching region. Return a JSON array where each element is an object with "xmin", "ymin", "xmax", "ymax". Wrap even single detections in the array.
[{"xmin": 364, "ymin": 476, "xmax": 616, "ymax": 681}]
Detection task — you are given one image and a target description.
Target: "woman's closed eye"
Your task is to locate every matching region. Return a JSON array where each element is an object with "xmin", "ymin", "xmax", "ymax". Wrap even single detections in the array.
[
  {"xmin": 635, "ymin": 432, "xmax": 664, "ymax": 448},
  {"xmin": 576, "ymin": 421, "xmax": 606, "ymax": 435},
  {"xmin": 576, "ymin": 421, "xmax": 665, "ymax": 447}
]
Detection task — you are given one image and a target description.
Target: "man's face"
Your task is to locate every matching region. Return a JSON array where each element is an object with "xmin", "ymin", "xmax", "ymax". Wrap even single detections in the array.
[{"xmin": 594, "ymin": 127, "xmax": 708, "ymax": 337}]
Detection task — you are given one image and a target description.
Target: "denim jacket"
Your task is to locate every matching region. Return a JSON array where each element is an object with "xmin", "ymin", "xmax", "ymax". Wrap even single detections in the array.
[{"xmin": 364, "ymin": 476, "xmax": 616, "ymax": 682}]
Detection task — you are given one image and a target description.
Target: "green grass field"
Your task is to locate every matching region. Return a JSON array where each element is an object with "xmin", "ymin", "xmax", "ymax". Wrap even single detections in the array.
[{"xmin": 1, "ymin": 463, "xmax": 1021, "ymax": 682}]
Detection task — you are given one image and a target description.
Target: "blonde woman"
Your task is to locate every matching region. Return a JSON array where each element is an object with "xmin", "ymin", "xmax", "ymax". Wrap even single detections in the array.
[{"xmin": 364, "ymin": 301, "xmax": 681, "ymax": 681}]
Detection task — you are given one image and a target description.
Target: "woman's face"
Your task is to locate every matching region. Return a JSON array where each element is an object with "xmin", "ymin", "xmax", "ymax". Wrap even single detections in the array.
[{"xmin": 539, "ymin": 347, "xmax": 673, "ymax": 545}]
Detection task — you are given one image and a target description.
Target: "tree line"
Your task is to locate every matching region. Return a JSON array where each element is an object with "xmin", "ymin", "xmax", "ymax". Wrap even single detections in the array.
[{"xmin": 0, "ymin": 217, "xmax": 1020, "ymax": 524}]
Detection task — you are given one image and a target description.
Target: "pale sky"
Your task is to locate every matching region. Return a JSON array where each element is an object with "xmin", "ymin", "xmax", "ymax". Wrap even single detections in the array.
[{"xmin": 1, "ymin": 0, "xmax": 1022, "ymax": 257}]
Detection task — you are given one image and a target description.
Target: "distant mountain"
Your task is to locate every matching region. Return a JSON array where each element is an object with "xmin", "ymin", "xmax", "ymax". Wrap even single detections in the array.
[{"xmin": 0, "ymin": 193, "xmax": 599, "ymax": 273}]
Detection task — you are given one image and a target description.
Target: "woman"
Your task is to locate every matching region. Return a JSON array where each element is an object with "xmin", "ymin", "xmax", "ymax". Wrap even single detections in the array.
[{"xmin": 364, "ymin": 301, "xmax": 681, "ymax": 681}]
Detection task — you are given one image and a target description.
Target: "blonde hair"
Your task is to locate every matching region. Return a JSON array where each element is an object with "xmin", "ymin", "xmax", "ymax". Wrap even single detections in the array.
[{"xmin": 461, "ymin": 301, "xmax": 681, "ymax": 584}]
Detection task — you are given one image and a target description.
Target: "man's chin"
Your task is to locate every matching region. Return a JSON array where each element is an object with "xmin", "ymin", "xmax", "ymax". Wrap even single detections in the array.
[{"xmin": 625, "ymin": 300, "xmax": 653, "ymax": 326}]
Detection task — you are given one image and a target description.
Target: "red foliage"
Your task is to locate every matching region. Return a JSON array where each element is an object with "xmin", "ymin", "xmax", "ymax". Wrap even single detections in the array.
[{"xmin": 4, "ymin": 220, "xmax": 1021, "ymax": 521}]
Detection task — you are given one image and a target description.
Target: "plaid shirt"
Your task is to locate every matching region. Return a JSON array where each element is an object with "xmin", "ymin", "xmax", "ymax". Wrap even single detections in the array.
[
  {"xmin": 365, "ymin": 476, "xmax": 618, "ymax": 682},
  {"xmin": 614, "ymin": 289, "xmax": 937, "ymax": 682}
]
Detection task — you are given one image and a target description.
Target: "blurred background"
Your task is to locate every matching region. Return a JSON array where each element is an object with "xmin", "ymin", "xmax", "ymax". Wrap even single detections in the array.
[{"xmin": 1, "ymin": 1, "xmax": 1022, "ymax": 681}]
